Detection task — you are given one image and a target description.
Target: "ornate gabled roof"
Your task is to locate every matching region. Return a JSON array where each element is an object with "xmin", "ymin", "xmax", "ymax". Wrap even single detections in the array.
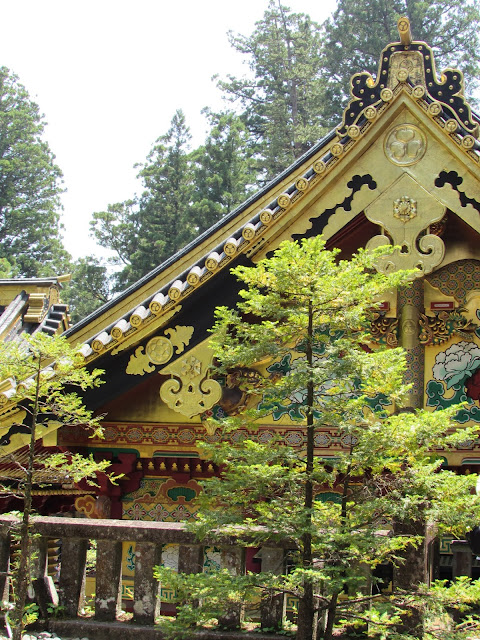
[
  {"xmin": 0, "ymin": 275, "xmax": 71, "ymax": 422},
  {"xmin": 0, "ymin": 275, "xmax": 70, "ymax": 342},
  {"xmin": 0, "ymin": 17, "xmax": 478, "ymax": 455},
  {"xmin": 337, "ymin": 17, "xmax": 479, "ymax": 139},
  {"xmin": 66, "ymin": 19, "xmax": 480, "ymax": 366}
]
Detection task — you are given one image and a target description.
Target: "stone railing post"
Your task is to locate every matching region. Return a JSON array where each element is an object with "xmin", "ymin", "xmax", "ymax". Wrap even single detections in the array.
[
  {"xmin": 260, "ymin": 547, "xmax": 285, "ymax": 631},
  {"xmin": 178, "ymin": 544, "xmax": 204, "ymax": 575},
  {"xmin": 132, "ymin": 542, "xmax": 162, "ymax": 625},
  {"xmin": 31, "ymin": 535, "xmax": 58, "ymax": 618},
  {"xmin": 0, "ymin": 533, "xmax": 10, "ymax": 602},
  {"xmin": 95, "ymin": 539, "xmax": 123, "ymax": 621},
  {"xmin": 177, "ymin": 544, "xmax": 204, "ymax": 612},
  {"xmin": 218, "ymin": 547, "xmax": 245, "ymax": 630},
  {"xmin": 58, "ymin": 537, "xmax": 88, "ymax": 617},
  {"xmin": 451, "ymin": 540, "xmax": 472, "ymax": 579},
  {"xmin": 0, "ymin": 532, "xmax": 9, "ymax": 636}
]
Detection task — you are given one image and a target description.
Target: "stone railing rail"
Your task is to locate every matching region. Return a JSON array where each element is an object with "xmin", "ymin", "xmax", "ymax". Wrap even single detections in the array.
[{"xmin": 0, "ymin": 515, "xmax": 287, "ymax": 637}]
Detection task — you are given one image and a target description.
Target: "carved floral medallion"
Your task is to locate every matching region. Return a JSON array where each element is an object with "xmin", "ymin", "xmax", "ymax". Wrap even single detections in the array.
[
  {"xmin": 126, "ymin": 325, "xmax": 194, "ymax": 375},
  {"xmin": 393, "ymin": 196, "xmax": 417, "ymax": 223}
]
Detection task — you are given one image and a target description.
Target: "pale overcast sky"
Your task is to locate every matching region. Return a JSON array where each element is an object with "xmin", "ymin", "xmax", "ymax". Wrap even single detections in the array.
[{"xmin": 0, "ymin": 0, "xmax": 338, "ymax": 259}]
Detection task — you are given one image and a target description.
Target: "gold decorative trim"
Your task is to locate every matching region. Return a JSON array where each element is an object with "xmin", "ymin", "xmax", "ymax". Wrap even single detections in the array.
[
  {"xmin": 159, "ymin": 345, "xmax": 221, "ymax": 419},
  {"xmin": 24, "ymin": 293, "xmax": 48, "ymax": 323},
  {"xmin": 277, "ymin": 194, "xmax": 291, "ymax": 209},
  {"xmin": 365, "ymin": 174, "xmax": 446, "ymax": 278},
  {"xmin": 384, "ymin": 124, "xmax": 426, "ymax": 166},
  {"xmin": 126, "ymin": 325, "xmax": 194, "ymax": 376},
  {"xmin": 419, "ymin": 310, "xmax": 477, "ymax": 345},
  {"xmin": 110, "ymin": 307, "xmax": 181, "ymax": 357}
]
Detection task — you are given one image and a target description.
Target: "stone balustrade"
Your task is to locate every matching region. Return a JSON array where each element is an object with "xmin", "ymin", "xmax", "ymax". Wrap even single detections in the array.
[
  {"xmin": 0, "ymin": 516, "xmax": 474, "ymax": 638},
  {"xmin": 0, "ymin": 515, "xmax": 289, "ymax": 635}
]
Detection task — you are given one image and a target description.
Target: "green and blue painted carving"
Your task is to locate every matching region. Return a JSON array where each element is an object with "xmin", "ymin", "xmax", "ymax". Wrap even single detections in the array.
[
  {"xmin": 126, "ymin": 544, "xmax": 136, "ymax": 571},
  {"xmin": 315, "ymin": 492, "xmax": 342, "ymax": 504},
  {"xmin": 166, "ymin": 486, "xmax": 197, "ymax": 502},
  {"xmin": 258, "ymin": 327, "xmax": 391, "ymax": 421},
  {"xmin": 426, "ymin": 339, "xmax": 480, "ymax": 423},
  {"xmin": 204, "ymin": 546, "xmax": 221, "ymax": 573}
]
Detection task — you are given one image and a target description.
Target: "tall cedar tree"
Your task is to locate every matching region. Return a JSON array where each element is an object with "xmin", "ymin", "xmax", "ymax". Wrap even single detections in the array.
[
  {"xmin": 215, "ymin": 1, "xmax": 328, "ymax": 182},
  {"xmin": 0, "ymin": 67, "xmax": 69, "ymax": 277},
  {"xmin": 89, "ymin": 109, "xmax": 256, "ymax": 298},
  {"xmin": 90, "ymin": 110, "xmax": 194, "ymax": 292},
  {"xmin": 0, "ymin": 333, "xmax": 110, "ymax": 639},
  {"xmin": 157, "ymin": 238, "xmax": 480, "ymax": 640},
  {"xmin": 62, "ymin": 255, "xmax": 111, "ymax": 323},
  {"xmin": 191, "ymin": 109, "xmax": 256, "ymax": 232},
  {"xmin": 84, "ymin": 2, "xmax": 480, "ymax": 311},
  {"xmin": 321, "ymin": 0, "xmax": 480, "ymax": 126}
]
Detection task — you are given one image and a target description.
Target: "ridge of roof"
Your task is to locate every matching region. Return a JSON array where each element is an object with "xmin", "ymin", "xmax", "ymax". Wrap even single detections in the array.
[
  {"xmin": 66, "ymin": 19, "xmax": 480, "ymax": 362},
  {"xmin": 64, "ymin": 127, "xmax": 338, "ymax": 338},
  {"xmin": 0, "ymin": 275, "xmax": 69, "ymax": 287},
  {"xmin": 0, "ymin": 292, "xmax": 29, "ymax": 337}
]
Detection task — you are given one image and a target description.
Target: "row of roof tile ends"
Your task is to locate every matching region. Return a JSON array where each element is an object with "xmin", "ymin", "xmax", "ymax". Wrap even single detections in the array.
[{"xmin": 66, "ymin": 41, "xmax": 480, "ymax": 360}]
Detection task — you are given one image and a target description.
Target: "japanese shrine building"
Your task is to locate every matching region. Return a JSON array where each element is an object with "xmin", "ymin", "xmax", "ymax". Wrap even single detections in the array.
[{"xmin": 1, "ymin": 18, "xmax": 480, "ymax": 586}]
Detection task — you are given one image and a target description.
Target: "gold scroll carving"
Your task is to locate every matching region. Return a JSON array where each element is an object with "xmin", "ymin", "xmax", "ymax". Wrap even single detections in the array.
[
  {"xmin": 419, "ymin": 310, "xmax": 477, "ymax": 345},
  {"xmin": 365, "ymin": 173, "xmax": 445, "ymax": 278},
  {"xmin": 126, "ymin": 325, "xmax": 194, "ymax": 376},
  {"xmin": 369, "ymin": 313, "xmax": 398, "ymax": 347},
  {"xmin": 159, "ymin": 344, "xmax": 222, "ymax": 419}
]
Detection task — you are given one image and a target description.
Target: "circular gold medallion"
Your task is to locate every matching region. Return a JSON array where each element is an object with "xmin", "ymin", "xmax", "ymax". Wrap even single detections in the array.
[
  {"xmin": 259, "ymin": 209, "xmax": 273, "ymax": 224},
  {"xmin": 277, "ymin": 194, "xmax": 291, "ymax": 209},
  {"xmin": 295, "ymin": 177, "xmax": 309, "ymax": 192},
  {"xmin": 428, "ymin": 102, "xmax": 442, "ymax": 116},
  {"xmin": 146, "ymin": 336, "xmax": 173, "ymax": 365},
  {"xmin": 380, "ymin": 88, "xmax": 393, "ymax": 102},
  {"xmin": 331, "ymin": 143, "xmax": 344, "ymax": 157},
  {"xmin": 412, "ymin": 85, "xmax": 425, "ymax": 99},
  {"xmin": 384, "ymin": 124, "xmax": 427, "ymax": 166}
]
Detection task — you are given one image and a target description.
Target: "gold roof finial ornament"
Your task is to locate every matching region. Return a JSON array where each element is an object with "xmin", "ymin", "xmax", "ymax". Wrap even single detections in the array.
[
  {"xmin": 397, "ymin": 17, "xmax": 412, "ymax": 46},
  {"xmin": 336, "ymin": 14, "xmax": 479, "ymax": 139}
]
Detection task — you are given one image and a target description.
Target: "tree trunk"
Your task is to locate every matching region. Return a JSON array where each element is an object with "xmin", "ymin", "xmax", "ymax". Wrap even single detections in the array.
[
  {"xmin": 322, "ymin": 591, "xmax": 339, "ymax": 640},
  {"xmin": 11, "ymin": 358, "xmax": 41, "ymax": 640},
  {"xmin": 296, "ymin": 299, "xmax": 316, "ymax": 640}
]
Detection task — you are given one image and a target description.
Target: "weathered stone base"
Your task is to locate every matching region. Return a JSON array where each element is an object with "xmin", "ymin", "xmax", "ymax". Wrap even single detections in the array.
[{"xmin": 48, "ymin": 619, "xmax": 287, "ymax": 640}]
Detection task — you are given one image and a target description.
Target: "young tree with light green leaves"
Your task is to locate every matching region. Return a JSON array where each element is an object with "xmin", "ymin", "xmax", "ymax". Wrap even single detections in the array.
[
  {"xmin": 158, "ymin": 237, "xmax": 480, "ymax": 640},
  {"xmin": 0, "ymin": 333, "xmax": 110, "ymax": 639}
]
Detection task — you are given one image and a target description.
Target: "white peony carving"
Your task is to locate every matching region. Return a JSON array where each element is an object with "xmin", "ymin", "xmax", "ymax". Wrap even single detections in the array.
[{"xmin": 432, "ymin": 341, "xmax": 480, "ymax": 388}]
